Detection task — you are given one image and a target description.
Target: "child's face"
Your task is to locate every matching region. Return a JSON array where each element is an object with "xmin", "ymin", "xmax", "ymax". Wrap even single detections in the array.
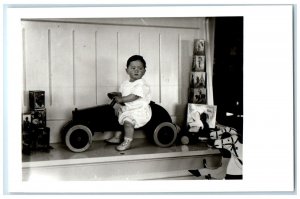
[{"xmin": 126, "ymin": 60, "xmax": 146, "ymax": 82}]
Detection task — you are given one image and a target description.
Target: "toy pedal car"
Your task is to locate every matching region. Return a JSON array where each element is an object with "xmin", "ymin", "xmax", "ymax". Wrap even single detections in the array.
[{"xmin": 61, "ymin": 96, "xmax": 178, "ymax": 152}]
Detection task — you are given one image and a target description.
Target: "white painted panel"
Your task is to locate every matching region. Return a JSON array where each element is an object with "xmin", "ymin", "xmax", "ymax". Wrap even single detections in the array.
[
  {"xmin": 139, "ymin": 28, "xmax": 160, "ymax": 103},
  {"xmin": 23, "ymin": 22, "xmax": 50, "ymax": 109},
  {"xmin": 47, "ymin": 120, "xmax": 68, "ymax": 143},
  {"xmin": 117, "ymin": 29, "xmax": 140, "ymax": 86},
  {"xmin": 96, "ymin": 26, "xmax": 118, "ymax": 104},
  {"xmin": 73, "ymin": 25, "xmax": 97, "ymax": 108},
  {"xmin": 48, "ymin": 23, "xmax": 74, "ymax": 119},
  {"xmin": 177, "ymin": 32, "xmax": 196, "ymax": 126},
  {"xmin": 96, "ymin": 27, "xmax": 118, "ymax": 87},
  {"xmin": 97, "ymin": 86, "xmax": 118, "ymax": 105},
  {"xmin": 159, "ymin": 30, "xmax": 179, "ymax": 115}
]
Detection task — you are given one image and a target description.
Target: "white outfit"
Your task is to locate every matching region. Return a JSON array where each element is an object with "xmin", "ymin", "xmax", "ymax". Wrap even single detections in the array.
[{"xmin": 118, "ymin": 79, "xmax": 152, "ymax": 128}]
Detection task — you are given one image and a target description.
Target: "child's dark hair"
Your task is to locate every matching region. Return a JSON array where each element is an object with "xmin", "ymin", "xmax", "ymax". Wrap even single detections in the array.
[{"xmin": 126, "ymin": 55, "xmax": 146, "ymax": 68}]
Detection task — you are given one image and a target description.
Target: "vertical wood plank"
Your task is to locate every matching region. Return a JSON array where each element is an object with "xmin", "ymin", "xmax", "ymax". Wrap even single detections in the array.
[
  {"xmin": 22, "ymin": 27, "xmax": 27, "ymax": 107},
  {"xmin": 48, "ymin": 29, "xmax": 52, "ymax": 106},
  {"xmin": 23, "ymin": 22, "xmax": 50, "ymax": 108},
  {"xmin": 159, "ymin": 33, "xmax": 162, "ymax": 103},
  {"xmin": 205, "ymin": 18, "xmax": 215, "ymax": 106},
  {"xmin": 48, "ymin": 22, "xmax": 74, "ymax": 119},
  {"xmin": 177, "ymin": 31, "xmax": 197, "ymax": 125},
  {"xmin": 96, "ymin": 26, "xmax": 118, "ymax": 104},
  {"xmin": 160, "ymin": 29, "xmax": 179, "ymax": 115},
  {"xmin": 178, "ymin": 34, "xmax": 182, "ymax": 104},
  {"xmin": 95, "ymin": 31, "xmax": 98, "ymax": 104},
  {"xmin": 73, "ymin": 24, "xmax": 97, "ymax": 108},
  {"xmin": 118, "ymin": 29, "xmax": 139, "ymax": 85},
  {"xmin": 139, "ymin": 28, "xmax": 160, "ymax": 103},
  {"xmin": 72, "ymin": 30, "xmax": 76, "ymax": 106}
]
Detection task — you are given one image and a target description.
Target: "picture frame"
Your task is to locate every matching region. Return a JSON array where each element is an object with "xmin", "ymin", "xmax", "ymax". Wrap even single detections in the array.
[
  {"xmin": 22, "ymin": 113, "xmax": 31, "ymax": 131},
  {"xmin": 189, "ymin": 88, "xmax": 207, "ymax": 104},
  {"xmin": 192, "ymin": 55, "xmax": 205, "ymax": 72},
  {"xmin": 187, "ymin": 103, "xmax": 217, "ymax": 129},
  {"xmin": 190, "ymin": 72, "xmax": 206, "ymax": 88},
  {"xmin": 193, "ymin": 39, "xmax": 205, "ymax": 55}
]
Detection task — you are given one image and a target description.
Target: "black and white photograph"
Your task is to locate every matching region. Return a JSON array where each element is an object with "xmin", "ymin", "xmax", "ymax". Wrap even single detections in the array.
[
  {"xmin": 187, "ymin": 103, "xmax": 217, "ymax": 129},
  {"xmin": 2, "ymin": 3, "xmax": 296, "ymax": 197},
  {"xmin": 21, "ymin": 16, "xmax": 230, "ymax": 182},
  {"xmin": 190, "ymin": 87, "xmax": 207, "ymax": 104},
  {"xmin": 193, "ymin": 39, "xmax": 205, "ymax": 55},
  {"xmin": 190, "ymin": 71, "xmax": 206, "ymax": 88},
  {"xmin": 22, "ymin": 113, "xmax": 31, "ymax": 130},
  {"xmin": 192, "ymin": 55, "xmax": 205, "ymax": 71}
]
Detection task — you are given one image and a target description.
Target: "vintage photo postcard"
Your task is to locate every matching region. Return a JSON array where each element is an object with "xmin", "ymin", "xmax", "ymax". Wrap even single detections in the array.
[
  {"xmin": 192, "ymin": 55, "xmax": 205, "ymax": 72},
  {"xmin": 190, "ymin": 72, "xmax": 206, "ymax": 88},
  {"xmin": 187, "ymin": 103, "xmax": 217, "ymax": 128}
]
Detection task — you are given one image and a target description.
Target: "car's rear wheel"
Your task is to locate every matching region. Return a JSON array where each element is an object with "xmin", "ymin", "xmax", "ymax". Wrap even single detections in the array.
[{"xmin": 153, "ymin": 122, "xmax": 177, "ymax": 147}]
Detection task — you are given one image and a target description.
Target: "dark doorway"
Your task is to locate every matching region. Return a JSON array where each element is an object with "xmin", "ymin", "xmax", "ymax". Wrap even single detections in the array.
[{"xmin": 213, "ymin": 17, "xmax": 243, "ymax": 136}]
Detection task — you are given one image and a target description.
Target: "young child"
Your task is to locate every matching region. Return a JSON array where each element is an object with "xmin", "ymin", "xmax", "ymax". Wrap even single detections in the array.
[{"xmin": 106, "ymin": 55, "xmax": 152, "ymax": 151}]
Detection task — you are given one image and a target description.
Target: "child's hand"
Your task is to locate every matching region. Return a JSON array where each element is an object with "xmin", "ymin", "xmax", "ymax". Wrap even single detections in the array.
[
  {"xmin": 113, "ymin": 96, "xmax": 125, "ymax": 105},
  {"xmin": 107, "ymin": 92, "xmax": 121, "ymax": 99}
]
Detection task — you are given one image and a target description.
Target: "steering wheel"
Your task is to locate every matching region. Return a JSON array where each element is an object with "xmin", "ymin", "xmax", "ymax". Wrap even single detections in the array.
[{"xmin": 107, "ymin": 92, "xmax": 125, "ymax": 107}]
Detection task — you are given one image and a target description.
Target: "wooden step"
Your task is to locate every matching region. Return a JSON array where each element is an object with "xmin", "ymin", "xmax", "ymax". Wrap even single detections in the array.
[{"xmin": 22, "ymin": 139, "xmax": 222, "ymax": 181}]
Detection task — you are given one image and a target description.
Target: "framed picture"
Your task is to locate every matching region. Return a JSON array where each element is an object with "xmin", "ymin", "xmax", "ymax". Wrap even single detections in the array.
[
  {"xmin": 192, "ymin": 55, "xmax": 205, "ymax": 72},
  {"xmin": 187, "ymin": 103, "xmax": 217, "ymax": 129},
  {"xmin": 189, "ymin": 88, "xmax": 207, "ymax": 104},
  {"xmin": 22, "ymin": 113, "xmax": 31, "ymax": 130},
  {"xmin": 190, "ymin": 72, "xmax": 206, "ymax": 88},
  {"xmin": 193, "ymin": 39, "xmax": 205, "ymax": 55}
]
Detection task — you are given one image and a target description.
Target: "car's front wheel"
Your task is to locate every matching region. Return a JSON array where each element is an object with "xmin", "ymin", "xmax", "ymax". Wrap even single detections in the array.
[{"xmin": 65, "ymin": 124, "xmax": 93, "ymax": 152}]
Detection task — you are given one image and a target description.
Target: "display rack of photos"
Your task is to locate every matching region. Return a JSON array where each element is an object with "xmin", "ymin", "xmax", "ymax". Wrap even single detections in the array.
[
  {"xmin": 186, "ymin": 39, "xmax": 217, "ymax": 130},
  {"xmin": 189, "ymin": 39, "xmax": 207, "ymax": 104}
]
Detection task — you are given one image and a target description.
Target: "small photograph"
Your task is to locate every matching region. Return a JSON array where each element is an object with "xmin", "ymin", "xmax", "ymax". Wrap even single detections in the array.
[
  {"xmin": 31, "ymin": 109, "xmax": 46, "ymax": 128},
  {"xmin": 192, "ymin": 55, "xmax": 205, "ymax": 72},
  {"xmin": 187, "ymin": 103, "xmax": 217, "ymax": 129},
  {"xmin": 190, "ymin": 72, "xmax": 206, "ymax": 88},
  {"xmin": 193, "ymin": 39, "xmax": 205, "ymax": 55},
  {"xmin": 29, "ymin": 90, "xmax": 45, "ymax": 110},
  {"xmin": 22, "ymin": 113, "xmax": 31, "ymax": 130},
  {"xmin": 190, "ymin": 88, "xmax": 207, "ymax": 104}
]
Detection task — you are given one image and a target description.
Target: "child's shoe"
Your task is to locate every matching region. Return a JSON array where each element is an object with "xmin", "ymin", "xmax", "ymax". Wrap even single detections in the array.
[
  {"xmin": 105, "ymin": 136, "xmax": 121, "ymax": 144},
  {"xmin": 116, "ymin": 137, "xmax": 132, "ymax": 151}
]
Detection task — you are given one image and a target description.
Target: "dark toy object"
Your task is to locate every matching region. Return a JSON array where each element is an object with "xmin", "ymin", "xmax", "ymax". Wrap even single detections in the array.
[
  {"xmin": 22, "ymin": 126, "xmax": 51, "ymax": 154},
  {"xmin": 180, "ymin": 112, "xmax": 211, "ymax": 145},
  {"xmin": 61, "ymin": 95, "xmax": 178, "ymax": 152}
]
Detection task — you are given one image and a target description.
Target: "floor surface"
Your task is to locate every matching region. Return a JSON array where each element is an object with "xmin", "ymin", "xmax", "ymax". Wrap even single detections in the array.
[
  {"xmin": 22, "ymin": 139, "xmax": 227, "ymax": 180},
  {"xmin": 22, "ymin": 138, "xmax": 216, "ymax": 163}
]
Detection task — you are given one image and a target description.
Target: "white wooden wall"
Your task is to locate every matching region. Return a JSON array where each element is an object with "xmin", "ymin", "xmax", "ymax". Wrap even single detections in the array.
[{"xmin": 22, "ymin": 18, "xmax": 209, "ymax": 143}]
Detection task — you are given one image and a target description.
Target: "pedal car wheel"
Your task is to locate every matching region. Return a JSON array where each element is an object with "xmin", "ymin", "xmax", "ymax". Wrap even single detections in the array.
[
  {"xmin": 153, "ymin": 122, "xmax": 177, "ymax": 147},
  {"xmin": 65, "ymin": 124, "xmax": 93, "ymax": 152}
]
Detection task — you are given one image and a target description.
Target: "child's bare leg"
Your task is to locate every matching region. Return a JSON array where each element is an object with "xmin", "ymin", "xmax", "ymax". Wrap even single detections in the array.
[
  {"xmin": 116, "ymin": 121, "xmax": 134, "ymax": 151},
  {"xmin": 105, "ymin": 131, "xmax": 122, "ymax": 144},
  {"xmin": 123, "ymin": 121, "xmax": 134, "ymax": 140}
]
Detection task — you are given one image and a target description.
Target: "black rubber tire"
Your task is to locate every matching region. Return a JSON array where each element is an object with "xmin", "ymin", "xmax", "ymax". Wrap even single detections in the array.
[
  {"xmin": 153, "ymin": 122, "xmax": 177, "ymax": 147},
  {"xmin": 65, "ymin": 124, "xmax": 93, "ymax": 153}
]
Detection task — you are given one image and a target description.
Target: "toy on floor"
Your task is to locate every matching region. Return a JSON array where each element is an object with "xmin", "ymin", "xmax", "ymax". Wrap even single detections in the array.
[
  {"xmin": 60, "ymin": 94, "xmax": 178, "ymax": 152},
  {"xmin": 180, "ymin": 112, "xmax": 211, "ymax": 145},
  {"xmin": 189, "ymin": 126, "xmax": 243, "ymax": 179}
]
